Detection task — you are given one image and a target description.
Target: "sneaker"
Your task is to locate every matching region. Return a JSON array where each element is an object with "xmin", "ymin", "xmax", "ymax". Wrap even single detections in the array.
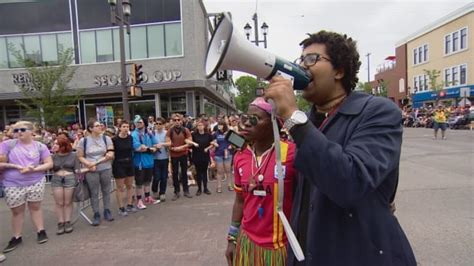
[
  {"xmin": 196, "ymin": 190, "xmax": 202, "ymax": 196},
  {"xmin": 92, "ymin": 212, "xmax": 101, "ymax": 226},
  {"xmin": 159, "ymin": 194, "xmax": 166, "ymax": 202},
  {"xmin": 56, "ymin": 222, "xmax": 65, "ymax": 235},
  {"xmin": 64, "ymin": 222, "xmax": 73, "ymax": 234},
  {"xmin": 3, "ymin": 237, "xmax": 22, "ymax": 253},
  {"xmin": 145, "ymin": 196, "xmax": 160, "ymax": 205},
  {"xmin": 183, "ymin": 191, "xmax": 193, "ymax": 198},
  {"xmin": 37, "ymin": 230, "xmax": 48, "ymax": 244},
  {"xmin": 104, "ymin": 209, "xmax": 114, "ymax": 222},
  {"xmin": 0, "ymin": 252, "xmax": 5, "ymax": 263},
  {"xmin": 136, "ymin": 200, "xmax": 147, "ymax": 210},
  {"xmin": 171, "ymin": 193, "xmax": 180, "ymax": 201},
  {"xmin": 126, "ymin": 205, "xmax": 138, "ymax": 213},
  {"xmin": 118, "ymin": 208, "xmax": 128, "ymax": 217},
  {"xmin": 204, "ymin": 189, "xmax": 212, "ymax": 195},
  {"xmin": 216, "ymin": 187, "xmax": 222, "ymax": 193}
]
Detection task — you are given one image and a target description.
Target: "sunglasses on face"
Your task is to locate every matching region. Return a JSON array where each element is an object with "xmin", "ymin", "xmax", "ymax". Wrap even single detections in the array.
[
  {"xmin": 156, "ymin": 123, "xmax": 163, "ymax": 125},
  {"xmin": 294, "ymin": 53, "xmax": 332, "ymax": 67},
  {"xmin": 13, "ymin": 128, "xmax": 29, "ymax": 133},
  {"xmin": 173, "ymin": 119, "xmax": 181, "ymax": 122},
  {"xmin": 240, "ymin": 114, "xmax": 260, "ymax": 126}
]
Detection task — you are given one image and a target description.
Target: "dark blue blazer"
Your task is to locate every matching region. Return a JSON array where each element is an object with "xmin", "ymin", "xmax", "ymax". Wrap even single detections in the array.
[{"xmin": 287, "ymin": 92, "xmax": 416, "ymax": 266}]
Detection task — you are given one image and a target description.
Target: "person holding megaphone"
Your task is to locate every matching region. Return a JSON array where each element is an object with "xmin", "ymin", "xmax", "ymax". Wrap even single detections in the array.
[{"xmin": 263, "ymin": 31, "xmax": 416, "ymax": 266}]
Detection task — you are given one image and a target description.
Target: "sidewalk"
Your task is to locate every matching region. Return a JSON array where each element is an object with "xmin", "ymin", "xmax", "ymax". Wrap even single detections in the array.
[{"xmin": 0, "ymin": 181, "xmax": 234, "ymax": 266}]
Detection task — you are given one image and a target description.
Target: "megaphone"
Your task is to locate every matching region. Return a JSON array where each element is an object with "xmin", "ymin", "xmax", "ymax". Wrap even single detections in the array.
[{"xmin": 205, "ymin": 12, "xmax": 312, "ymax": 90}]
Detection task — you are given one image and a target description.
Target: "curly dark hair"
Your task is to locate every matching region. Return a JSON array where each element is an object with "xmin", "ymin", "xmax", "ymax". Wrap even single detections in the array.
[{"xmin": 299, "ymin": 31, "xmax": 361, "ymax": 93}]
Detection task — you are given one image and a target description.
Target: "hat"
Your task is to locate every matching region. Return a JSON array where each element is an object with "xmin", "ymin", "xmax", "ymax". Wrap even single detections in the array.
[
  {"xmin": 250, "ymin": 97, "xmax": 273, "ymax": 114},
  {"xmin": 133, "ymin": 115, "xmax": 143, "ymax": 126}
]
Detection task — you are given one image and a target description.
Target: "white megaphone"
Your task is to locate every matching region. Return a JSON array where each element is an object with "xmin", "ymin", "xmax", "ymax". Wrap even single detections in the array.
[{"xmin": 205, "ymin": 12, "xmax": 312, "ymax": 90}]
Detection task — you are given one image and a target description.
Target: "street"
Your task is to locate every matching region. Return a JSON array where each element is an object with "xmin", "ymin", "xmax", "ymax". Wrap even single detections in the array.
[{"xmin": 0, "ymin": 128, "xmax": 473, "ymax": 266}]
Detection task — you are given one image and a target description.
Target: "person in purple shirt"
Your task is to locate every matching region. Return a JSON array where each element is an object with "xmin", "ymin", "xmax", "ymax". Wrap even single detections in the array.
[{"xmin": 0, "ymin": 121, "xmax": 53, "ymax": 253}]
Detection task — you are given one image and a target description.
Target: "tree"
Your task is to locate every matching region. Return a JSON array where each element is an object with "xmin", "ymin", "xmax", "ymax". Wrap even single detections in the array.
[
  {"xmin": 377, "ymin": 79, "xmax": 388, "ymax": 97},
  {"xmin": 296, "ymin": 92, "xmax": 312, "ymax": 112},
  {"xmin": 356, "ymin": 82, "xmax": 373, "ymax": 94},
  {"xmin": 423, "ymin": 69, "xmax": 445, "ymax": 105},
  {"xmin": 11, "ymin": 46, "xmax": 83, "ymax": 128},
  {"xmin": 234, "ymin": 76, "xmax": 266, "ymax": 112}
]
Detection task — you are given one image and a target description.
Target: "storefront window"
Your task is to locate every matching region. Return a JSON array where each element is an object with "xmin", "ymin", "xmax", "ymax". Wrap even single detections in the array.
[
  {"xmin": 80, "ymin": 31, "xmax": 96, "ymax": 63},
  {"xmin": 165, "ymin": 23, "xmax": 182, "ymax": 56},
  {"xmin": 41, "ymin": 34, "xmax": 58, "ymax": 64},
  {"xmin": 147, "ymin": 24, "xmax": 165, "ymax": 58},
  {"xmin": 130, "ymin": 101, "xmax": 155, "ymax": 119},
  {"xmin": 96, "ymin": 29, "xmax": 113, "ymax": 62},
  {"xmin": 160, "ymin": 95, "xmax": 170, "ymax": 119},
  {"xmin": 170, "ymin": 95, "xmax": 186, "ymax": 113}
]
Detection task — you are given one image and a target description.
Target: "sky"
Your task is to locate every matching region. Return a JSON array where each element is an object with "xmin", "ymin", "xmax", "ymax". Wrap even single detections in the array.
[{"xmin": 202, "ymin": 0, "xmax": 473, "ymax": 83}]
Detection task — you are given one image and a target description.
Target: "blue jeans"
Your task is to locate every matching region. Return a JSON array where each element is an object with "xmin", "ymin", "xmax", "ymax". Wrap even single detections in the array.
[{"xmin": 152, "ymin": 159, "xmax": 169, "ymax": 195}]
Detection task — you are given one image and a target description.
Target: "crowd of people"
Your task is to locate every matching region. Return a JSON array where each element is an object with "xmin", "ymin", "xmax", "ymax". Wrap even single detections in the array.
[
  {"xmin": 1, "ymin": 30, "xmax": 420, "ymax": 266},
  {"xmin": 402, "ymin": 104, "xmax": 473, "ymax": 129},
  {"xmin": 0, "ymin": 112, "xmax": 240, "ymax": 263}
]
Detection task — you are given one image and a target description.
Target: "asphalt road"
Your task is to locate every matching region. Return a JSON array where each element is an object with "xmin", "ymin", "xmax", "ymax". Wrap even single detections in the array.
[{"xmin": 0, "ymin": 128, "xmax": 473, "ymax": 265}]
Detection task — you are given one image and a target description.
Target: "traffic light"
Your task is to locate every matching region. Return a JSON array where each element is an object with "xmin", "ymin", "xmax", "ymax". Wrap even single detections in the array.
[{"xmin": 131, "ymin": 63, "xmax": 143, "ymax": 86}]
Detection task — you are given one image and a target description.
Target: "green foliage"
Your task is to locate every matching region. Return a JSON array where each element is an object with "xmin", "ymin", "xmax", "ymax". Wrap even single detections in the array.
[
  {"xmin": 356, "ymin": 82, "xmax": 373, "ymax": 94},
  {"xmin": 423, "ymin": 69, "xmax": 444, "ymax": 92},
  {"xmin": 11, "ymin": 46, "xmax": 83, "ymax": 128},
  {"xmin": 234, "ymin": 76, "xmax": 267, "ymax": 112},
  {"xmin": 296, "ymin": 92, "xmax": 312, "ymax": 112},
  {"xmin": 377, "ymin": 80, "xmax": 388, "ymax": 97}
]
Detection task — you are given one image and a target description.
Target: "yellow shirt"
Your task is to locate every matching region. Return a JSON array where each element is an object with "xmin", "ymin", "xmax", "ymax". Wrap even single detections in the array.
[{"xmin": 433, "ymin": 110, "xmax": 447, "ymax": 123}]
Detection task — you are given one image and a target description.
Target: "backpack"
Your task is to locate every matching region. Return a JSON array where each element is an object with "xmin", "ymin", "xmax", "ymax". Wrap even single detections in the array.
[
  {"xmin": 4, "ymin": 139, "xmax": 44, "ymax": 161},
  {"xmin": 83, "ymin": 135, "xmax": 108, "ymax": 157}
]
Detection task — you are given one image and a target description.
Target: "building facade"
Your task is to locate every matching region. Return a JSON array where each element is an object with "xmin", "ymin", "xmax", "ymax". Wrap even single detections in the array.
[
  {"xmin": 0, "ymin": 0, "xmax": 236, "ymax": 128},
  {"xmin": 397, "ymin": 3, "xmax": 474, "ymax": 108}
]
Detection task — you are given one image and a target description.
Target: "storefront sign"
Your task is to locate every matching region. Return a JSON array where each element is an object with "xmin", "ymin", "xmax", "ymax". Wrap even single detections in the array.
[
  {"xmin": 12, "ymin": 72, "xmax": 36, "ymax": 91},
  {"xmin": 94, "ymin": 70, "xmax": 182, "ymax": 87}
]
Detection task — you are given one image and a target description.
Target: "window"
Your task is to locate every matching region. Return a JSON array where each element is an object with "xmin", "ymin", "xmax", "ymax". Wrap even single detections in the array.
[
  {"xmin": 460, "ymin": 64, "xmax": 467, "ymax": 85},
  {"xmin": 413, "ymin": 49, "xmax": 417, "ymax": 65},
  {"xmin": 57, "ymin": 33, "xmax": 72, "ymax": 52},
  {"xmin": 452, "ymin": 32, "xmax": 459, "ymax": 52},
  {"xmin": 460, "ymin": 28, "xmax": 467, "ymax": 50},
  {"xmin": 96, "ymin": 29, "xmax": 113, "ymax": 62},
  {"xmin": 423, "ymin": 44, "xmax": 428, "ymax": 62},
  {"xmin": 165, "ymin": 23, "xmax": 182, "ymax": 56},
  {"xmin": 413, "ymin": 76, "xmax": 418, "ymax": 92},
  {"xmin": 0, "ymin": 37, "xmax": 8, "ymax": 68},
  {"xmin": 444, "ymin": 69, "xmax": 451, "ymax": 87},
  {"xmin": 424, "ymin": 74, "xmax": 428, "ymax": 91},
  {"xmin": 23, "ymin": 35, "xmax": 41, "ymax": 64},
  {"xmin": 41, "ymin": 34, "xmax": 58, "ymax": 64},
  {"xmin": 413, "ymin": 44, "xmax": 428, "ymax": 65},
  {"xmin": 147, "ymin": 24, "xmax": 165, "ymax": 58},
  {"xmin": 445, "ymin": 35, "xmax": 451, "ymax": 54},
  {"xmin": 445, "ymin": 27, "xmax": 468, "ymax": 55},
  {"xmin": 6, "ymin": 36, "xmax": 23, "ymax": 68},
  {"xmin": 80, "ymin": 31, "xmax": 96, "ymax": 63},
  {"xmin": 113, "ymin": 28, "xmax": 131, "ymax": 61},
  {"xmin": 452, "ymin": 67, "xmax": 458, "ymax": 86},
  {"xmin": 130, "ymin": 27, "xmax": 147, "ymax": 59}
]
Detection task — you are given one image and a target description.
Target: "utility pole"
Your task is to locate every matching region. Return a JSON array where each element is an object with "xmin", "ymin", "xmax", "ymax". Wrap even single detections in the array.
[{"xmin": 366, "ymin": 53, "xmax": 371, "ymax": 83}]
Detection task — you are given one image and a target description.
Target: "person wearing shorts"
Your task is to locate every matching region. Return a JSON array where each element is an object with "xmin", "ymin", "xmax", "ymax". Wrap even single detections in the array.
[
  {"xmin": 131, "ymin": 115, "xmax": 159, "ymax": 209},
  {"xmin": 0, "ymin": 121, "xmax": 53, "ymax": 253},
  {"xmin": 213, "ymin": 120, "xmax": 234, "ymax": 193},
  {"xmin": 51, "ymin": 135, "xmax": 82, "ymax": 235},
  {"xmin": 433, "ymin": 105, "xmax": 448, "ymax": 140},
  {"xmin": 112, "ymin": 121, "xmax": 137, "ymax": 216}
]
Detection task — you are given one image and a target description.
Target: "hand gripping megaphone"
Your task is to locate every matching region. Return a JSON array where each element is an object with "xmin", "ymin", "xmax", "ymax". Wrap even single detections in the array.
[{"xmin": 205, "ymin": 12, "xmax": 312, "ymax": 90}]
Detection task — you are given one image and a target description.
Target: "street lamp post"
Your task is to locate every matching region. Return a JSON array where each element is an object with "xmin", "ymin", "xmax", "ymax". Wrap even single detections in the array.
[
  {"xmin": 108, "ymin": 0, "xmax": 131, "ymax": 121},
  {"xmin": 243, "ymin": 13, "xmax": 269, "ymax": 48}
]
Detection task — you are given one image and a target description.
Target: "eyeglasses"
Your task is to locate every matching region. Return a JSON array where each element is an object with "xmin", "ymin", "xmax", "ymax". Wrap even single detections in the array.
[
  {"xmin": 137, "ymin": 121, "xmax": 144, "ymax": 124},
  {"xmin": 173, "ymin": 119, "xmax": 181, "ymax": 122},
  {"xmin": 240, "ymin": 114, "xmax": 260, "ymax": 126},
  {"xmin": 156, "ymin": 123, "xmax": 163, "ymax": 125},
  {"xmin": 13, "ymin": 128, "xmax": 29, "ymax": 133},
  {"xmin": 94, "ymin": 124, "xmax": 102, "ymax": 127},
  {"xmin": 294, "ymin": 53, "xmax": 331, "ymax": 67}
]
